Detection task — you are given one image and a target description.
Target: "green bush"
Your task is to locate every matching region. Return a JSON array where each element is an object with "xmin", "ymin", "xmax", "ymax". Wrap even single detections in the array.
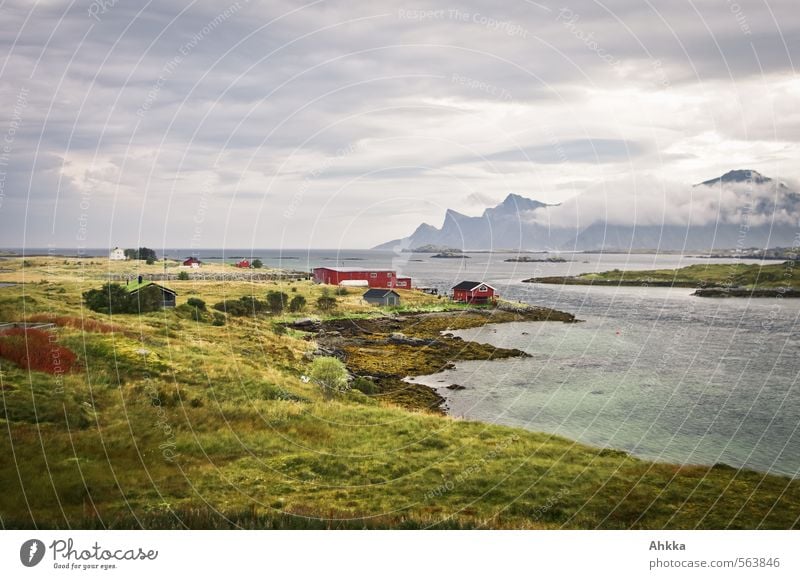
[
  {"xmin": 177, "ymin": 271, "xmax": 190, "ymax": 280},
  {"xmin": 288, "ymin": 295, "xmax": 306, "ymax": 312},
  {"xmin": 266, "ymin": 291, "xmax": 289, "ymax": 314},
  {"xmin": 316, "ymin": 289, "xmax": 337, "ymax": 312},
  {"xmin": 251, "ymin": 259, "xmax": 263, "ymax": 269},
  {"xmin": 213, "ymin": 296, "xmax": 268, "ymax": 317},
  {"xmin": 187, "ymin": 297, "xmax": 206, "ymax": 310},
  {"xmin": 352, "ymin": 376, "xmax": 379, "ymax": 395},
  {"xmin": 310, "ymin": 356, "xmax": 349, "ymax": 400},
  {"xmin": 83, "ymin": 283, "xmax": 130, "ymax": 314},
  {"xmin": 212, "ymin": 312, "xmax": 226, "ymax": 326},
  {"xmin": 334, "ymin": 286, "xmax": 349, "ymax": 296}
]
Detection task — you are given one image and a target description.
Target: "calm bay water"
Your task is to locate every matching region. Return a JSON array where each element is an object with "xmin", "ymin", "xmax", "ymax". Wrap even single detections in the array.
[
  {"xmin": 9, "ymin": 248, "xmax": 798, "ymax": 475},
  {"xmin": 402, "ymin": 253, "xmax": 800, "ymax": 477}
]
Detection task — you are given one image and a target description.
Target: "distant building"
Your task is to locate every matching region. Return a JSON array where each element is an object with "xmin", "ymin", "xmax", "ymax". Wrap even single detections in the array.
[
  {"xmin": 109, "ymin": 247, "xmax": 126, "ymax": 261},
  {"xmin": 395, "ymin": 277, "xmax": 412, "ymax": 288},
  {"xmin": 312, "ymin": 267, "xmax": 410, "ymax": 289},
  {"xmin": 451, "ymin": 281, "xmax": 497, "ymax": 304},
  {"xmin": 363, "ymin": 288, "xmax": 401, "ymax": 306},
  {"xmin": 126, "ymin": 281, "xmax": 177, "ymax": 308},
  {"xmin": 182, "ymin": 257, "xmax": 202, "ymax": 268},
  {"xmin": 235, "ymin": 259, "xmax": 251, "ymax": 268}
]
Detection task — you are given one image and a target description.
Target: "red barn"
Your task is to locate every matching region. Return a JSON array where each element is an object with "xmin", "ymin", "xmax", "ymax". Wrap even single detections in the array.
[
  {"xmin": 312, "ymin": 267, "xmax": 410, "ymax": 289},
  {"xmin": 451, "ymin": 281, "xmax": 497, "ymax": 304},
  {"xmin": 235, "ymin": 259, "xmax": 251, "ymax": 268},
  {"xmin": 395, "ymin": 277, "xmax": 412, "ymax": 289}
]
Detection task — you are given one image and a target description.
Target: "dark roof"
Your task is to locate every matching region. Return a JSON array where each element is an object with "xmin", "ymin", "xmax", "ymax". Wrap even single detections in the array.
[
  {"xmin": 127, "ymin": 282, "xmax": 177, "ymax": 296},
  {"xmin": 451, "ymin": 281, "xmax": 495, "ymax": 291},
  {"xmin": 363, "ymin": 289, "xmax": 399, "ymax": 299}
]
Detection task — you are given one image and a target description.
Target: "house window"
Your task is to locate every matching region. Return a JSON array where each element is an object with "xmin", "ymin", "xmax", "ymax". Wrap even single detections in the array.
[
  {"xmin": 478, "ymin": 285, "xmax": 487, "ymax": 291},
  {"xmin": 387, "ymin": 272, "xmax": 392, "ymax": 277},
  {"xmin": 370, "ymin": 273, "xmax": 377, "ymax": 278},
  {"xmin": 397, "ymin": 281, "xmax": 407, "ymax": 287}
]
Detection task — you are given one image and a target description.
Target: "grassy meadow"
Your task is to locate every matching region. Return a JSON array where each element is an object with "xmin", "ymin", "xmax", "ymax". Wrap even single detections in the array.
[{"xmin": 1, "ymin": 256, "xmax": 799, "ymax": 529}]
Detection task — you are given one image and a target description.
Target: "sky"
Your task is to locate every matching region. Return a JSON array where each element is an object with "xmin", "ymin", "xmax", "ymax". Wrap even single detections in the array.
[{"xmin": 0, "ymin": 0, "xmax": 798, "ymax": 250}]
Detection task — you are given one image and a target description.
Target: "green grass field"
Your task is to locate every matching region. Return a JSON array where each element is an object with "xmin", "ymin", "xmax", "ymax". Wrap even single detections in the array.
[{"xmin": 1, "ymin": 257, "xmax": 799, "ymax": 529}]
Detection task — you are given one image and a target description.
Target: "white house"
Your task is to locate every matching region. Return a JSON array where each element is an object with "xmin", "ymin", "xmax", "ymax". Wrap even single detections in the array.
[{"xmin": 109, "ymin": 247, "xmax": 126, "ymax": 261}]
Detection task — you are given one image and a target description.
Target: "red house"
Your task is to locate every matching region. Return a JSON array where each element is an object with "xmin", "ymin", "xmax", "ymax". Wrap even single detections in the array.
[
  {"xmin": 451, "ymin": 281, "xmax": 497, "ymax": 304},
  {"xmin": 182, "ymin": 257, "xmax": 202, "ymax": 268},
  {"xmin": 235, "ymin": 259, "xmax": 251, "ymax": 268},
  {"xmin": 312, "ymin": 267, "xmax": 410, "ymax": 289}
]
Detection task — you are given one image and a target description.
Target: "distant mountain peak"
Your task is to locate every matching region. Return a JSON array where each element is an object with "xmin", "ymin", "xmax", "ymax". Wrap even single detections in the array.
[{"xmin": 697, "ymin": 169, "xmax": 773, "ymax": 187}]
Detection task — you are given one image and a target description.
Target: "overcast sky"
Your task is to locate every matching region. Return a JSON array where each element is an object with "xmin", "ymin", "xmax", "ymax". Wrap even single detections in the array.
[{"xmin": 1, "ymin": 0, "xmax": 798, "ymax": 249}]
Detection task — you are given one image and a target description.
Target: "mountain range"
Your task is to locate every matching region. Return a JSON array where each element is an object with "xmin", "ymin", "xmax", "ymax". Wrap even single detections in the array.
[{"xmin": 374, "ymin": 170, "xmax": 800, "ymax": 251}]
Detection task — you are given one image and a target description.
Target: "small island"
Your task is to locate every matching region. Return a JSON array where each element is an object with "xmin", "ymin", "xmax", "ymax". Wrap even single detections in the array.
[
  {"xmin": 402, "ymin": 244, "xmax": 463, "ymax": 254},
  {"xmin": 523, "ymin": 262, "xmax": 800, "ymax": 297},
  {"xmin": 505, "ymin": 256, "xmax": 568, "ymax": 263}
]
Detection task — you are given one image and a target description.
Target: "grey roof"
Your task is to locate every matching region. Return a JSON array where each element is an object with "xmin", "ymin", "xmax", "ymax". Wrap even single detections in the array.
[{"xmin": 363, "ymin": 288, "xmax": 400, "ymax": 299}]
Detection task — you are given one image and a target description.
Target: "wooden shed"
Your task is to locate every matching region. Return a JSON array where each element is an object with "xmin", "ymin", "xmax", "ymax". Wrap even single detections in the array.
[{"xmin": 362, "ymin": 288, "xmax": 401, "ymax": 307}]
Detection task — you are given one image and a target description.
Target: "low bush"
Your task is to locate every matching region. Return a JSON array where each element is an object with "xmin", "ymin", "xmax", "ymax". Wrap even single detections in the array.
[{"xmin": 0, "ymin": 328, "xmax": 78, "ymax": 374}]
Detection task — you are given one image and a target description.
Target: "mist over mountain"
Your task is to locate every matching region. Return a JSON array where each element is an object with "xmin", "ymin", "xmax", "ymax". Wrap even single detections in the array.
[{"xmin": 375, "ymin": 171, "xmax": 800, "ymax": 251}]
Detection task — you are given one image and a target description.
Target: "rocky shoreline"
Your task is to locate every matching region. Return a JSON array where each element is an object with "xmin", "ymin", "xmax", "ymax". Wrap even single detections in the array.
[{"xmin": 290, "ymin": 306, "xmax": 576, "ymax": 412}]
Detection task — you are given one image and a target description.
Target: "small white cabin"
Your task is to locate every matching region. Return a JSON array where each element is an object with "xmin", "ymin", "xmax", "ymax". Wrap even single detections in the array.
[{"xmin": 109, "ymin": 247, "xmax": 126, "ymax": 261}]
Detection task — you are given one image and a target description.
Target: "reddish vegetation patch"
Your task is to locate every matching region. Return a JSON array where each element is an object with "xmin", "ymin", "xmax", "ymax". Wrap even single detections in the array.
[
  {"xmin": 0, "ymin": 328, "xmax": 78, "ymax": 374},
  {"xmin": 27, "ymin": 313, "xmax": 122, "ymax": 334}
]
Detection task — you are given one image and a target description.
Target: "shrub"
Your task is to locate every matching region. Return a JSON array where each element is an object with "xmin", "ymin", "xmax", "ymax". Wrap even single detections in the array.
[
  {"xmin": 352, "ymin": 376, "xmax": 379, "ymax": 395},
  {"xmin": 0, "ymin": 328, "xmax": 78, "ymax": 374},
  {"xmin": 272, "ymin": 323, "xmax": 287, "ymax": 336},
  {"xmin": 310, "ymin": 356, "xmax": 349, "ymax": 400},
  {"xmin": 316, "ymin": 289, "xmax": 337, "ymax": 312},
  {"xmin": 266, "ymin": 291, "xmax": 288, "ymax": 314},
  {"xmin": 334, "ymin": 286, "xmax": 349, "ymax": 296},
  {"xmin": 177, "ymin": 271, "xmax": 190, "ymax": 280},
  {"xmin": 212, "ymin": 296, "xmax": 267, "ymax": 317},
  {"xmin": 288, "ymin": 295, "xmax": 306, "ymax": 312},
  {"xmin": 83, "ymin": 283, "xmax": 130, "ymax": 314},
  {"xmin": 251, "ymin": 259, "xmax": 263, "ymax": 269},
  {"xmin": 212, "ymin": 312, "xmax": 226, "ymax": 326},
  {"xmin": 187, "ymin": 297, "xmax": 206, "ymax": 311}
]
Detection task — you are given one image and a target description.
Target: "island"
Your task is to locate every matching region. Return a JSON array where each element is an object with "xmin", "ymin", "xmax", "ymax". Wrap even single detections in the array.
[
  {"xmin": 523, "ymin": 262, "xmax": 800, "ymax": 297},
  {"xmin": 505, "ymin": 256, "xmax": 568, "ymax": 263}
]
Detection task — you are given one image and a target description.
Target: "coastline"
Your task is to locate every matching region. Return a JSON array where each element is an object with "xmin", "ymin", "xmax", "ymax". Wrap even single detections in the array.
[{"xmin": 292, "ymin": 306, "xmax": 577, "ymax": 413}]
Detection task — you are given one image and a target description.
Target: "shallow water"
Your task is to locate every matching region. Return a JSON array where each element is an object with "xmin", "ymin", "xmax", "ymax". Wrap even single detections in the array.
[{"xmin": 411, "ymin": 283, "xmax": 800, "ymax": 477}]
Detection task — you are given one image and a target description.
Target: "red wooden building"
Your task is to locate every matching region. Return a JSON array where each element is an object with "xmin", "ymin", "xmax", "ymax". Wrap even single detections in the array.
[
  {"xmin": 451, "ymin": 281, "xmax": 497, "ymax": 304},
  {"xmin": 235, "ymin": 259, "xmax": 251, "ymax": 268},
  {"xmin": 312, "ymin": 267, "xmax": 411, "ymax": 289}
]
